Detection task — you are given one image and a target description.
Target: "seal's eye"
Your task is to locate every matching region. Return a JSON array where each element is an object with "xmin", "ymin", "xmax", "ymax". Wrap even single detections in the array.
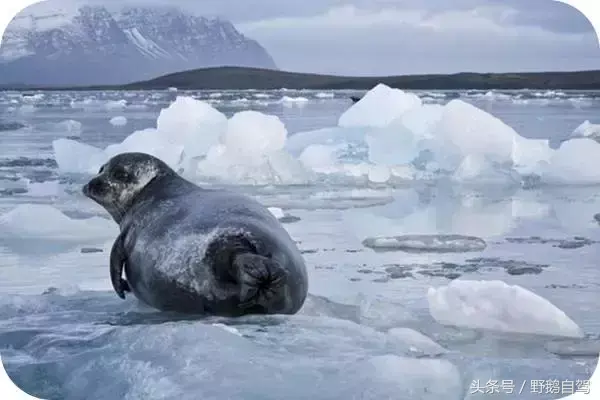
[
  {"xmin": 111, "ymin": 167, "xmax": 130, "ymax": 182},
  {"xmin": 98, "ymin": 165, "xmax": 105, "ymax": 174}
]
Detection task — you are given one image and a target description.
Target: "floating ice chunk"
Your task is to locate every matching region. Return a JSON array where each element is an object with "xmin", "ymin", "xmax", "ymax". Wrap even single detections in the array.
[
  {"xmin": 387, "ymin": 328, "xmax": 447, "ymax": 356},
  {"xmin": 544, "ymin": 338, "xmax": 600, "ymax": 357},
  {"xmin": 105, "ymin": 100, "xmax": 127, "ymax": 110},
  {"xmin": 157, "ymin": 96, "xmax": 227, "ymax": 157},
  {"xmin": 196, "ymin": 146, "xmax": 311, "ymax": 185},
  {"xmin": 190, "ymin": 110, "xmax": 313, "ymax": 184},
  {"xmin": 362, "ymin": 234, "xmax": 487, "ymax": 253},
  {"xmin": 280, "ymin": 96, "xmax": 309, "ymax": 104},
  {"xmin": 208, "ymin": 92, "xmax": 223, "ymax": 98},
  {"xmin": 267, "ymin": 207, "xmax": 285, "ymax": 219},
  {"xmin": 223, "ymin": 110, "xmax": 287, "ymax": 155},
  {"xmin": 52, "ymin": 138, "xmax": 107, "ymax": 174},
  {"xmin": 542, "ymin": 138, "xmax": 600, "ymax": 184},
  {"xmin": 427, "ymin": 280, "xmax": 584, "ymax": 338},
  {"xmin": 315, "ymin": 92, "xmax": 334, "ymax": 98},
  {"xmin": 0, "ymin": 205, "xmax": 116, "ymax": 241},
  {"xmin": 338, "ymin": 84, "xmax": 422, "ymax": 128},
  {"xmin": 109, "ymin": 116, "xmax": 128, "ymax": 126},
  {"xmin": 167, "ymin": 87, "xmax": 178, "ymax": 92},
  {"xmin": 570, "ymin": 120, "xmax": 600, "ymax": 141},
  {"xmin": 21, "ymin": 93, "xmax": 44, "ymax": 103},
  {"xmin": 429, "ymin": 99, "xmax": 519, "ymax": 170},
  {"xmin": 105, "ymin": 128, "xmax": 184, "ymax": 169}
]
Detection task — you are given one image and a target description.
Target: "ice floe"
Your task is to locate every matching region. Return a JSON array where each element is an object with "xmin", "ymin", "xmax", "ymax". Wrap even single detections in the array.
[
  {"xmin": 362, "ymin": 234, "xmax": 487, "ymax": 253},
  {"xmin": 427, "ymin": 280, "xmax": 584, "ymax": 338},
  {"xmin": 109, "ymin": 116, "xmax": 128, "ymax": 126}
]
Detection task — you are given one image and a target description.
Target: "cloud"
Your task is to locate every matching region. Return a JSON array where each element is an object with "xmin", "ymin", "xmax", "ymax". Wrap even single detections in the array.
[{"xmin": 238, "ymin": 4, "xmax": 599, "ymax": 75}]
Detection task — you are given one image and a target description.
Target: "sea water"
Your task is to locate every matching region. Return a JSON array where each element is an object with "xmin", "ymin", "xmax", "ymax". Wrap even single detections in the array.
[{"xmin": 0, "ymin": 88, "xmax": 598, "ymax": 399}]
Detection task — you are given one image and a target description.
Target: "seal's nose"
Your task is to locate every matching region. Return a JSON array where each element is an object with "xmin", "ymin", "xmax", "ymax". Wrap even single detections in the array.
[{"xmin": 82, "ymin": 178, "xmax": 104, "ymax": 197}]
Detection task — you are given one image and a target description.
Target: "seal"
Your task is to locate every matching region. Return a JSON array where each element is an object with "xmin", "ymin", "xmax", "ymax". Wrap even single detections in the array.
[{"xmin": 82, "ymin": 152, "xmax": 308, "ymax": 316}]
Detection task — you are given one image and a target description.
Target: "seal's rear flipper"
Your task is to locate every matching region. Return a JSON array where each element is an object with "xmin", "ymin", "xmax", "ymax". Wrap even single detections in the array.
[{"xmin": 234, "ymin": 253, "xmax": 288, "ymax": 309}]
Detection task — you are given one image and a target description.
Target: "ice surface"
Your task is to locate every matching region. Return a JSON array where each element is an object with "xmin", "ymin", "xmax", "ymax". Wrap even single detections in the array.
[
  {"xmin": 427, "ymin": 280, "xmax": 584, "ymax": 338},
  {"xmin": 314, "ymin": 92, "xmax": 334, "ymax": 99},
  {"xmin": 0, "ymin": 205, "xmax": 116, "ymax": 241},
  {"xmin": 104, "ymin": 100, "xmax": 127, "ymax": 110},
  {"xmin": 338, "ymin": 84, "xmax": 422, "ymax": 128},
  {"xmin": 356, "ymin": 355, "xmax": 462, "ymax": 399},
  {"xmin": 362, "ymin": 234, "xmax": 487, "ymax": 253},
  {"xmin": 386, "ymin": 328, "xmax": 447, "ymax": 356},
  {"xmin": 109, "ymin": 116, "xmax": 128, "ymax": 126}
]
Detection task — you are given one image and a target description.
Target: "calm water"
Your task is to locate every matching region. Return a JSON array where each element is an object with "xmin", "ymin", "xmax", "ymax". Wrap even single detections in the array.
[{"xmin": 0, "ymin": 89, "xmax": 598, "ymax": 400}]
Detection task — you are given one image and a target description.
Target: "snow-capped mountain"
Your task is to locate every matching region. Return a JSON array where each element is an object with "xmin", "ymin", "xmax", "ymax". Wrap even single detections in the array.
[{"xmin": 0, "ymin": 4, "xmax": 277, "ymax": 86}]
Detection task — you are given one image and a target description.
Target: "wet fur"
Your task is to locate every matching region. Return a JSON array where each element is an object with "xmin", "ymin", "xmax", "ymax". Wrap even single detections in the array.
[{"xmin": 83, "ymin": 152, "xmax": 308, "ymax": 316}]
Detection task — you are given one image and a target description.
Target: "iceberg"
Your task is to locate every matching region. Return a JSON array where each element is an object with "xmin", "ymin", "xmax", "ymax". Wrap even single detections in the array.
[{"xmin": 338, "ymin": 84, "xmax": 422, "ymax": 128}]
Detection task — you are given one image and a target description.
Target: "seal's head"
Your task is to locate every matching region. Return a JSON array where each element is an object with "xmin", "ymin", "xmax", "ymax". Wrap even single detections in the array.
[{"xmin": 83, "ymin": 152, "xmax": 172, "ymax": 223}]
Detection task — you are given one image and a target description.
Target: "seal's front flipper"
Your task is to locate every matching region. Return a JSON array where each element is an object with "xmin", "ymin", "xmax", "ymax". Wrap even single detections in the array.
[
  {"xmin": 234, "ymin": 253, "xmax": 288, "ymax": 309},
  {"xmin": 110, "ymin": 234, "xmax": 131, "ymax": 299}
]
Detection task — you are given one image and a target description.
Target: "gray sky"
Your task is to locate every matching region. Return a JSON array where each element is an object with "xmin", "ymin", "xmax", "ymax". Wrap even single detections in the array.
[{"xmin": 15, "ymin": 0, "xmax": 600, "ymax": 75}]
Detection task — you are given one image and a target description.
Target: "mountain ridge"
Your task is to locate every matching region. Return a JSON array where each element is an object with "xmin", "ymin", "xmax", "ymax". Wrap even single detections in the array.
[
  {"xmin": 0, "ymin": 4, "xmax": 277, "ymax": 86},
  {"xmin": 3, "ymin": 66, "xmax": 600, "ymax": 91}
]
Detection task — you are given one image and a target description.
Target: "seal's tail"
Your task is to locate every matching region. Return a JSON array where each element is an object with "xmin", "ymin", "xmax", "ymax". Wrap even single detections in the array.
[{"xmin": 233, "ymin": 253, "xmax": 288, "ymax": 310}]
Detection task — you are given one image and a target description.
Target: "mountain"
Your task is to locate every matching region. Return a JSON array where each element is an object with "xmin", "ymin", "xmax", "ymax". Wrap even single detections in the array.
[{"xmin": 0, "ymin": 3, "xmax": 277, "ymax": 86}]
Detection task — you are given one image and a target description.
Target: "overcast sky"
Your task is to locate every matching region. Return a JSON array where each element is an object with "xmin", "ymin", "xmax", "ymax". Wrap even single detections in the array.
[{"xmin": 14, "ymin": 0, "xmax": 600, "ymax": 75}]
